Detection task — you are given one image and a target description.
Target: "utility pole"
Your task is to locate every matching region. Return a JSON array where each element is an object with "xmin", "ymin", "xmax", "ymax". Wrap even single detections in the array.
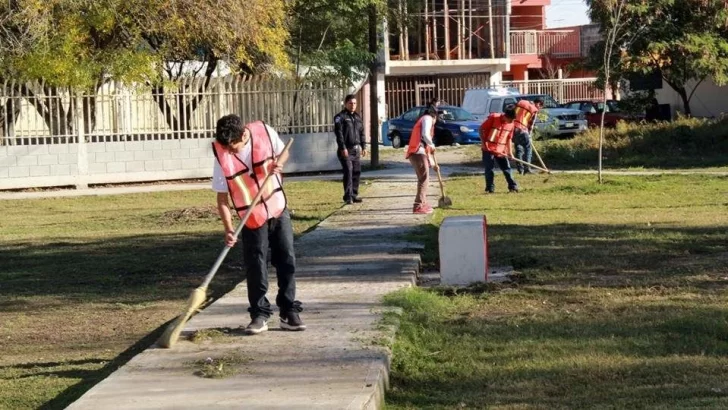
[{"xmin": 368, "ymin": 3, "xmax": 380, "ymax": 168}]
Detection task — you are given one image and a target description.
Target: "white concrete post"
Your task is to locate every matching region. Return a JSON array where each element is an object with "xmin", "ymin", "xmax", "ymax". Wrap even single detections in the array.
[
  {"xmin": 74, "ymin": 91, "xmax": 89, "ymax": 189},
  {"xmin": 439, "ymin": 215, "xmax": 490, "ymax": 285}
]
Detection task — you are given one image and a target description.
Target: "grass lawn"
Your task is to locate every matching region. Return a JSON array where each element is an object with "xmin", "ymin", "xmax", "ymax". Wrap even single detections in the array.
[
  {"xmin": 0, "ymin": 180, "xmax": 344, "ymax": 410},
  {"xmin": 385, "ymin": 173, "xmax": 728, "ymax": 409}
]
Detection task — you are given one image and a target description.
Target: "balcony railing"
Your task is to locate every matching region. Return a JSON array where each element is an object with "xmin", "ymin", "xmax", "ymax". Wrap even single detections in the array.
[{"xmin": 510, "ymin": 30, "xmax": 581, "ymax": 58}]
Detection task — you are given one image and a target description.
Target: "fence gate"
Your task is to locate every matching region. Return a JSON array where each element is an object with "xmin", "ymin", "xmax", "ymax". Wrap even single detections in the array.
[{"xmin": 385, "ymin": 73, "xmax": 490, "ymax": 118}]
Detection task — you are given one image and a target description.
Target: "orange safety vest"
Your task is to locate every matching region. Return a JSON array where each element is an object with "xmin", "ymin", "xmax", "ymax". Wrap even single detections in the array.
[
  {"xmin": 480, "ymin": 113, "xmax": 515, "ymax": 156},
  {"xmin": 514, "ymin": 100, "xmax": 539, "ymax": 131},
  {"xmin": 405, "ymin": 115, "xmax": 435, "ymax": 159},
  {"xmin": 212, "ymin": 121, "xmax": 287, "ymax": 229}
]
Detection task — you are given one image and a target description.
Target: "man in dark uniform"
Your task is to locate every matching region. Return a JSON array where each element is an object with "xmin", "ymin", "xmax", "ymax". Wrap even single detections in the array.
[{"xmin": 334, "ymin": 94, "xmax": 367, "ymax": 204}]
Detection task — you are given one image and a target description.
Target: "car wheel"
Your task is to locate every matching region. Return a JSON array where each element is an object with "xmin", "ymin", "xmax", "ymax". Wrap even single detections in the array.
[{"xmin": 391, "ymin": 132, "xmax": 402, "ymax": 149}]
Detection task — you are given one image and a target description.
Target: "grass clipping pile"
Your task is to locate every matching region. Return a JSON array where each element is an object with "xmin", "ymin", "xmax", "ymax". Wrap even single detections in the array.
[{"xmin": 160, "ymin": 206, "xmax": 218, "ymax": 223}]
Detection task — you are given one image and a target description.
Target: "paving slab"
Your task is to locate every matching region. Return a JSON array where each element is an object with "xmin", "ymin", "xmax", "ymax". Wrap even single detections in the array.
[{"xmin": 67, "ymin": 179, "xmax": 440, "ymax": 410}]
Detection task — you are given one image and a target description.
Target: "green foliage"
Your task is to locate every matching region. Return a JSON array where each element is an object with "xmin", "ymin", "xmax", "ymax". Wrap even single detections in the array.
[
  {"xmin": 539, "ymin": 116, "xmax": 728, "ymax": 168},
  {"xmin": 587, "ymin": 0, "xmax": 728, "ymax": 115}
]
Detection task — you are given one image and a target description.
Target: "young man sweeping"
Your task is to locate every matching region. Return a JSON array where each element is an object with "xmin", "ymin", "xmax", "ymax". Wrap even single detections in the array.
[
  {"xmin": 405, "ymin": 107, "xmax": 440, "ymax": 214},
  {"xmin": 211, "ymin": 114, "xmax": 305, "ymax": 335},
  {"xmin": 479, "ymin": 105, "xmax": 518, "ymax": 194}
]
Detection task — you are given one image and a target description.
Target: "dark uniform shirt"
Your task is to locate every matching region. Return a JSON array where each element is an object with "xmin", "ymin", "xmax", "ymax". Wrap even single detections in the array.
[{"xmin": 334, "ymin": 110, "xmax": 366, "ymax": 152}]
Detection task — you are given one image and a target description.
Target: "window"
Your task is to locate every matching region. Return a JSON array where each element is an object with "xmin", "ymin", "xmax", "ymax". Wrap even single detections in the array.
[
  {"xmin": 438, "ymin": 107, "xmax": 475, "ymax": 121},
  {"xmin": 504, "ymin": 98, "xmax": 516, "ymax": 109},
  {"xmin": 488, "ymin": 99, "xmax": 502, "ymax": 113},
  {"xmin": 402, "ymin": 108, "xmax": 420, "ymax": 122}
]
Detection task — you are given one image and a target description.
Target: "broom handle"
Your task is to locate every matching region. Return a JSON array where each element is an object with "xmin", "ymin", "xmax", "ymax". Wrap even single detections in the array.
[
  {"xmin": 530, "ymin": 143, "xmax": 549, "ymax": 172},
  {"xmin": 200, "ymin": 138, "xmax": 294, "ymax": 289},
  {"xmin": 431, "ymin": 152, "xmax": 446, "ymax": 195},
  {"xmin": 508, "ymin": 155, "xmax": 550, "ymax": 174}
]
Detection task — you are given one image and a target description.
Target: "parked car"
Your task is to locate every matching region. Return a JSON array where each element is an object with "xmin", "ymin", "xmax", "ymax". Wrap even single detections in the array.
[
  {"xmin": 461, "ymin": 88, "xmax": 587, "ymax": 139},
  {"xmin": 387, "ymin": 105, "xmax": 482, "ymax": 148},
  {"xmin": 562, "ymin": 99, "xmax": 642, "ymax": 127}
]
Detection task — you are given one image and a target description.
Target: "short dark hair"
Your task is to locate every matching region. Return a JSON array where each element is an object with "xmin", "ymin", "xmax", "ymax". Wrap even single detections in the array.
[
  {"xmin": 503, "ymin": 105, "xmax": 516, "ymax": 119},
  {"xmin": 534, "ymin": 97, "xmax": 545, "ymax": 105},
  {"xmin": 216, "ymin": 114, "xmax": 245, "ymax": 146},
  {"xmin": 424, "ymin": 107, "xmax": 438, "ymax": 117},
  {"xmin": 344, "ymin": 94, "xmax": 356, "ymax": 104},
  {"xmin": 429, "ymin": 97, "xmax": 440, "ymax": 105}
]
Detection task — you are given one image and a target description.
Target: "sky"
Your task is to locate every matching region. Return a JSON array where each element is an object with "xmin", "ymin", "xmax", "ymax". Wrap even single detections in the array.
[{"xmin": 545, "ymin": 0, "xmax": 591, "ymax": 28}]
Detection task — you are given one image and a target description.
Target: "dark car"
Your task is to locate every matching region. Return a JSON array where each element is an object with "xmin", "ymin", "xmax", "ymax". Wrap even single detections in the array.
[
  {"xmin": 387, "ymin": 105, "xmax": 481, "ymax": 148},
  {"xmin": 562, "ymin": 100, "xmax": 642, "ymax": 128}
]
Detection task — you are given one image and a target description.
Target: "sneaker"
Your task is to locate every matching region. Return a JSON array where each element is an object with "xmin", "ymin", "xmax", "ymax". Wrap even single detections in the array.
[
  {"xmin": 508, "ymin": 188, "xmax": 519, "ymax": 193},
  {"xmin": 413, "ymin": 205, "xmax": 433, "ymax": 214},
  {"xmin": 280, "ymin": 311, "xmax": 306, "ymax": 331},
  {"xmin": 485, "ymin": 190, "xmax": 495, "ymax": 194},
  {"xmin": 244, "ymin": 317, "xmax": 268, "ymax": 335},
  {"xmin": 352, "ymin": 196, "xmax": 363, "ymax": 203},
  {"xmin": 344, "ymin": 199, "xmax": 353, "ymax": 205}
]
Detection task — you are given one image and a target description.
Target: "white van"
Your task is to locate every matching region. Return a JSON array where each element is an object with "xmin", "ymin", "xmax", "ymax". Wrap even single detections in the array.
[{"xmin": 462, "ymin": 88, "xmax": 588, "ymax": 138}]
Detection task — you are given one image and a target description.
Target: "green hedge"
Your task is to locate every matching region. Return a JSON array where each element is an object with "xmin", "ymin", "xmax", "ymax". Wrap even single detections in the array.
[{"xmin": 538, "ymin": 117, "xmax": 728, "ymax": 168}]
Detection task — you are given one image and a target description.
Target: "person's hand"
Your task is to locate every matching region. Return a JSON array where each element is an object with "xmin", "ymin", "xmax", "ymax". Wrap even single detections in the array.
[
  {"xmin": 224, "ymin": 229, "xmax": 237, "ymax": 247},
  {"xmin": 271, "ymin": 159, "xmax": 284, "ymax": 175},
  {"xmin": 433, "ymin": 163, "xmax": 440, "ymax": 172},
  {"xmin": 361, "ymin": 149, "xmax": 367, "ymax": 158},
  {"xmin": 340, "ymin": 148, "xmax": 349, "ymax": 158}
]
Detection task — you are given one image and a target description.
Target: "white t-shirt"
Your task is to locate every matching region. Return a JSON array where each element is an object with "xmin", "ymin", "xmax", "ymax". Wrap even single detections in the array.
[
  {"xmin": 415, "ymin": 115, "xmax": 435, "ymax": 155},
  {"xmin": 212, "ymin": 124, "xmax": 285, "ymax": 193}
]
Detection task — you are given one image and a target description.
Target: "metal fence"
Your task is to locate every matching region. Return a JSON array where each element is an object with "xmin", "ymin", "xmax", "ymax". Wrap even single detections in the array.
[
  {"xmin": 0, "ymin": 76, "xmax": 348, "ymax": 146},
  {"xmin": 500, "ymin": 78, "xmax": 605, "ymax": 103},
  {"xmin": 385, "ymin": 73, "xmax": 491, "ymax": 118}
]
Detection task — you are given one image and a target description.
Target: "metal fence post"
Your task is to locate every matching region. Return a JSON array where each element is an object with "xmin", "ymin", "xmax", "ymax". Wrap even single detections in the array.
[{"xmin": 74, "ymin": 90, "xmax": 89, "ymax": 189}]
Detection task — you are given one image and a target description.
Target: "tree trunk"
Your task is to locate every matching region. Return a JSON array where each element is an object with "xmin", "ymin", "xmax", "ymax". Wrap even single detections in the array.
[
  {"xmin": 369, "ymin": 3, "xmax": 379, "ymax": 168},
  {"xmin": 676, "ymin": 86, "xmax": 691, "ymax": 117}
]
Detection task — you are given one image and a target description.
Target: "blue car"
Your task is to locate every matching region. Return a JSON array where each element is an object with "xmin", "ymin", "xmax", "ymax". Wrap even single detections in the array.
[{"xmin": 387, "ymin": 105, "xmax": 481, "ymax": 148}]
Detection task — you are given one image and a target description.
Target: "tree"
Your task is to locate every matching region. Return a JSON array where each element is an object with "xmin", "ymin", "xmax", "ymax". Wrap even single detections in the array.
[{"xmin": 587, "ymin": 0, "xmax": 728, "ymax": 117}]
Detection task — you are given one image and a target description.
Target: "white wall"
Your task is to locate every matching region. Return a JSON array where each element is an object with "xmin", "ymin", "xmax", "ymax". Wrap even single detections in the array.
[
  {"xmin": 0, "ymin": 132, "xmax": 340, "ymax": 190},
  {"xmin": 656, "ymin": 77, "xmax": 728, "ymax": 118}
]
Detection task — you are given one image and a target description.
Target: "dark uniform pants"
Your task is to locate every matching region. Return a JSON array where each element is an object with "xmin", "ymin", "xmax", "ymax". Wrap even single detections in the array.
[{"xmin": 339, "ymin": 146, "xmax": 361, "ymax": 201}]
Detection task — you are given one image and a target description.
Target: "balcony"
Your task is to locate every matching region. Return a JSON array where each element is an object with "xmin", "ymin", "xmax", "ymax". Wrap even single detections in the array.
[{"xmin": 510, "ymin": 30, "xmax": 581, "ymax": 58}]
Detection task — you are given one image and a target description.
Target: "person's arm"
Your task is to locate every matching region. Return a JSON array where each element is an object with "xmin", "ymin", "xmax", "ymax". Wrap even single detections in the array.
[
  {"xmin": 421, "ymin": 115, "xmax": 435, "ymax": 148},
  {"xmin": 216, "ymin": 193, "xmax": 237, "ymax": 247},
  {"xmin": 358, "ymin": 115, "xmax": 367, "ymax": 156},
  {"xmin": 479, "ymin": 117, "xmax": 493, "ymax": 142},
  {"xmin": 334, "ymin": 114, "xmax": 346, "ymax": 154},
  {"xmin": 507, "ymin": 129, "xmax": 515, "ymax": 158}
]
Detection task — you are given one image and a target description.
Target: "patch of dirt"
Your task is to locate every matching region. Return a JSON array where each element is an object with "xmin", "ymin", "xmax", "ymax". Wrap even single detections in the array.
[{"xmin": 160, "ymin": 205, "xmax": 218, "ymax": 223}]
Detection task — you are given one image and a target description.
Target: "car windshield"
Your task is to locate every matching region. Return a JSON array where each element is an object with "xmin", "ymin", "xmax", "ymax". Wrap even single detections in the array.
[
  {"xmin": 606, "ymin": 100, "xmax": 621, "ymax": 112},
  {"xmin": 517, "ymin": 95, "xmax": 559, "ymax": 108},
  {"xmin": 438, "ymin": 107, "xmax": 474, "ymax": 121}
]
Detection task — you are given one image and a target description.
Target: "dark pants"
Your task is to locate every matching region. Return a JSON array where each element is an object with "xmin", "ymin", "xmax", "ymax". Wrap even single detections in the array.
[
  {"xmin": 339, "ymin": 147, "xmax": 361, "ymax": 201},
  {"xmin": 513, "ymin": 128, "xmax": 533, "ymax": 173},
  {"xmin": 482, "ymin": 151, "xmax": 518, "ymax": 192},
  {"xmin": 241, "ymin": 209, "xmax": 297, "ymax": 320}
]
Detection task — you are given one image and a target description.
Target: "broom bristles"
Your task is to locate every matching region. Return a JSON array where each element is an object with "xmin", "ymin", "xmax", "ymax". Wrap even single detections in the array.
[{"xmin": 157, "ymin": 287, "xmax": 208, "ymax": 348}]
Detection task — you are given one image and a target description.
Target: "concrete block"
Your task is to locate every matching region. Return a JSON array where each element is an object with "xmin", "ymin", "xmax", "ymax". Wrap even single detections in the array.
[
  {"xmin": 38, "ymin": 154, "xmax": 59, "ymax": 166},
  {"xmin": 50, "ymin": 164, "xmax": 71, "ymax": 176},
  {"xmin": 6, "ymin": 146, "xmax": 28, "ymax": 156},
  {"xmin": 153, "ymin": 150, "xmax": 167, "ymax": 160},
  {"xmin": 86, "ymin": 143, "xmax": 107, "ymax": 153},
  {"xmin": 114, "ymin": 151, "xmax": 135, "ymax": 162},
  {"xmin": 189, "ymin": 147, "xmax": 209, "ymax": 159},
  {"xmin": 126, "ymin": 161, "xmax": 145, "ymax": 172},
  {"xmin": 143, "ymin": 141, "xmax": 162, "ymax": 151},
  {"xmin": 1, "ymin": 155, "xmax": 18, "ymax": 167},
  {"xmin": 30, "ymin": 166, "xmax": 51, "ymax": 177},
  {"xmin": 17, "ymin": 156, "xmax": 38, "ymax": 166},
  {"xmin": 171, "ymin": 149, "xmax": 190, "ymax": 159},
  {"xmin": 0, "ymin": 167, "xmax": 7, "ymax": 178},
  {"xmin": 107, "ymin": 162, "xmax": 126, "ymax": 173},
  {"xmin": 68, "ymin": 144, "xmax": 79, "ymax": 153},
  {"xmin": 9, "ymin": 166, "xmax": 30, "ymax": 178},
  {"xmin": 160, "ymin": 140, "xmax": 181, "ymax": 150},
  {"xmin": 144, "ymin": 160, "xmax": 164, "ymax": 171},
  {"xmin": 27, "ymin": 145, "xmax": 49, "ymax": 155},
  {"xmin": 163, "ymin": 159, "xmax": 182, "ymax": 170},
  {"xmin": 124, "ymin": 141, "xmax": 144, "ymax": 151},
  {"xmin": 180, "ymin": 139, "xmax": 201, "ymax": 148},
  {"xmin": 48, "ymin": 144, "xmax": 70, "ymax": 154},
  {"xmin": 134, "ymin": 150, "xmax": 155, "ymax": 161},
  {"xmin": 89, "ymin": 163, "xmax": 107, "ymax": 174},
  {"xmin": 105, "ymin": 142, "xmax": 125, "ymax": 152},
  {"xmin": 94, "ymin": 152, "xmax": 115, "ymax": 163},
  {"xmin": 198, "ymin": 157, "xmax": 214, "ymax": 169},
  {"xmin": 70, "ymin": 164, "xmax": 79, "ymax": 175},
  {"xmin": 58, "ymin": 153, "xmax": 77, "ymax": 165},
  {"xmin": 439, "ymin": 215, "xmax": 489, "ymax": 286},
  {"xmin": 182, "ymin": 159, "xmax": 201, "ymax": 169}
]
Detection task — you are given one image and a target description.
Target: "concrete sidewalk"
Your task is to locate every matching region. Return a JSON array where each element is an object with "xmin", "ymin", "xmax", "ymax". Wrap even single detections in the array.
[{"xmin": 67, "ymin": 179, "xmax": 436, "ymax": 409}]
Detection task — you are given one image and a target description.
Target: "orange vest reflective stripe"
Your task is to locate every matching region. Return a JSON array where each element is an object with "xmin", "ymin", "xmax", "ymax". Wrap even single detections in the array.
[
  {"xmin": 480, "ymin": 113, "xmax": 514, "ymax": 156},
  {"xmin": 514, "ymin": 100, "xmax": 539, "ymax": 130},
  {"xmin": 212, "ymin": 121, "xmax": 287, "ymax": 229},
  {"xmin": 405, "ymin": 115, "xmax": 435, "ymax": 159}
]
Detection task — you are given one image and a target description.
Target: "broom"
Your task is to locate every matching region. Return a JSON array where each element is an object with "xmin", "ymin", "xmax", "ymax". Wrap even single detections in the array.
[{"xmin": 157, "ymin": 138, "xmax": 294, "ymax": 349}]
